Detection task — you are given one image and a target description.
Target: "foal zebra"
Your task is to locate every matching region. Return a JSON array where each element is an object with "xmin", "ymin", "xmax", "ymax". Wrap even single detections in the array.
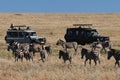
[
  {"xmin": 81, "ymin": 48, "xmax": 100, "ymax": 66},
  {"xmin": 108, "ymin": 49, "xmax": 120, "ymax": 67}
]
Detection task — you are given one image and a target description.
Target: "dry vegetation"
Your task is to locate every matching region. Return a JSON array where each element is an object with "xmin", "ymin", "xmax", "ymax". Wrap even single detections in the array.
[{"xmin": 0, "ymin": 13, "xmax": 120, "ymax": 80}]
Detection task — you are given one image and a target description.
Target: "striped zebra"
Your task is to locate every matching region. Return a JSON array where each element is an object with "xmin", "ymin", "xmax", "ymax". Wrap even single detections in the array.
[
  {"xmin": 14, "ymin": 49, "xmax": 24, "ymax": 62},
  {"xmin": 38, "ymin": 46, "xmax": 48, "ymax": 63},
  {"xmin": 81, "ymin": 48, "xmax": 100, "ymax": 66},
  {"xmin": 108, "ymin": 49, "xmax": 120, "ymax": 67},
  {"xmin": 58, "ymin": 50, "xmax": 73, "ymax": 64}
]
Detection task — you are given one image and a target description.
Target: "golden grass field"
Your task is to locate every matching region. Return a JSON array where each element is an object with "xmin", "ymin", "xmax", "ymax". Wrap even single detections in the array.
[{"xmin": 0, "ymin": 13, "xmax": 120, "ymax": 80}]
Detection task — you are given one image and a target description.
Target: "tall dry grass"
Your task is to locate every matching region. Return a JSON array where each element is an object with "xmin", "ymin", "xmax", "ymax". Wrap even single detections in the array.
[{"xmin": 0, "ymin": 13, "xmax": 120, "ymax": 80}]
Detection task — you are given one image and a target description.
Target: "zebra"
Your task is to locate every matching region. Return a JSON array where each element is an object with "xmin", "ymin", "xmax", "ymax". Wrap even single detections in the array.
[
  {"xmin": 7, "ymin": 42, "xmax": 19, "ymax": 56},
  {"xmin": 91, "ymin": 41, "xmax": 112, "ymax": 54},
  {"xmin": 56, "ymin": 39, "xmax": 78, "ymax": 54},
  {"xmin": 101, "ymin": 41, "xmax": 112, "ymax": 53},
  {"xmin": 81, "ymin": 48, "xmax": 100, "ymax": 66},
  {"xmin": 91, "ymin": 42, "xmax": 102, "ymax": 51},
  {"xmin": 108, "ymin": 49, "xmax": 120, "ymax": 67},
  {"xmin": 23, "ymin": 49, "xmax": 33, "ymax": 61},
  {"xmin": 45, "ymin": 45, "xmax": 52, "ymax": 55},
  {"xmin": 29, "ymin": 43, "xmax": 43, "ymax": 56},
  {"xmin": 38, "ymin": 46, "xmax": 48, "ymax": 63},
  {"xmin": 14, "ymin": 49, "xmax": 24, "ymax": 62},
  {"xmin": 58, "ymin": 50, "xmax": 73, "ymax": 64}
]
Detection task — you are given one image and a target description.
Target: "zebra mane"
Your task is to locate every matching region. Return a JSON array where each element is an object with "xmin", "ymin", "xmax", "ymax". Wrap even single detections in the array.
[
  {"xmin": 58, "ymin": 39, "xmax": 65, "ymax": 44},
  {"xmin": 59, "ymin": 39, "xmax": 64, "ymax": 42}
]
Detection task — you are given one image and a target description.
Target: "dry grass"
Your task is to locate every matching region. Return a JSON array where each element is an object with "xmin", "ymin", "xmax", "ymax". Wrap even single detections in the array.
[{"xmin": 0, "ymin": 13, "xmax": 120, "ymax": 80}]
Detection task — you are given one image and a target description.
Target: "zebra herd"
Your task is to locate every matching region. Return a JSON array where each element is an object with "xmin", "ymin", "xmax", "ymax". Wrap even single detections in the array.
[
  {"xmin": 7, "ymin": 42, "xmax": 51, "ymax": 62},
  {"xmin": 57, "ymin": 39, "xmax": 120, "ymax": 67},
  {"xmin": 7, "ymin": 39, "xmax": 120, "ymax": 67}
]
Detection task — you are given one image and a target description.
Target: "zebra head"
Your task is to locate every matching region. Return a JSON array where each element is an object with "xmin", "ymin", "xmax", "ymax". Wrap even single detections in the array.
[
  {"xmin": 56, "ymin": 39, "xmax": 64, "ymax": 45},
  {"xmin": 107, "ymin": 49, "xmax": 115, "ymax": 60},
  {"xmin": 81, "ymin": 48, "xmax": 87, "ymax": 59}
]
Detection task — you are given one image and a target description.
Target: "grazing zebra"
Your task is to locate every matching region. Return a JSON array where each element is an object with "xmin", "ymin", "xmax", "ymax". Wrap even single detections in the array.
[
  {"xmin": 56, "ymin": 39, "xmax": 78, "ymax": 54},
  {"xmin": 7, "ymin": 42, "xmax": 19, "ymax": 55},
  {"xmin": 20, "ymin": 43, "xmax": 33, "ymax": 61},
  {"xmin": 38, "ymin": 47, "xmax": 48, "ymax": 63},
  {"xmin": 45, "ymin": 45, "xmax": 52, "ymax": 55},
  {"xmin": 81, "ymin": 48, "xmax": 100, "ymax": 66},
  {"xmin": 14, "ymin": 49, "xmax": 24, "ymax": 62},
  {"xmin": 29, "ymin": 43, "xmax": 42, "ymax": 56},
  {"xmin": 108, "ymin": 49, "xmax": 120, "ymax": 67},
  {"xmin": 58, "ymin": 50, "xmax": 73, "ymax": 64},
  {"xmin": 24, "ymin": 50, "xmax": 33, "ymax": 61}
]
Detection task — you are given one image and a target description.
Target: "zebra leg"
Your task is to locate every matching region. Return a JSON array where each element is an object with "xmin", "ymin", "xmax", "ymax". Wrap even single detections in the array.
[
  {"xmin": 94, "ymin": 59, "xmax": 97, "ymax": 66},
  {"xmin": 69, "ymin": 59, "xmax": 72, "ymax": 64},
  {"xmin": 74, "ymin": 47, "xmax": 78, "ymax": 55},
  {"xmin": 115, "ymin": 61, "xmax": 118, "ymax": 67},
  {"xmin": 103, "ymin": 48, "xmax": 107, "ymax": 54},
  {"xmin": 118, "ymin": 61, "xmax": 120, "ymax": 67},
  {"xmin": 15, "ymin": 57, "xmax": 17, "ymax": 62},
  {"xmin": 12, "ymin": 52, "xmax": 14, "ymax": 56},
  {"xmin": 16, "ymin": 57, "xmax": 18, "ymax": 62},
  {"xmin": 25, "ymin": 56, "xmax": 28, "ymax": 61},
  {"xmin": 21, "ymin": 57, "xmax": 23, "ymax": 62},
  {"xmin": 28, "ymin": 56, "xmax": 30, "ymax": 61},
  {"xmin": 74, "ymin": 50, "xmax": 77, "ymax": 55},
  {"xmin": 42, "ymin": 59, "xmax": 44, "ymax": 63},
  {"xmin": 28, "ymin": 55, "xmax": 31, "ymax": 61},
  {"xmin": 89, "ymin": 59, "xmax": 91, "ymax": 66},
  {"xmin": 32, "ymin": 57, "xmax": 33, "ymax": 61},
  {"xmin": 29, "ymin": 52, "xmax": 33, "ymax": 61},
  {"xmin": 64, "ymin": 60, "xmax": 66, "ymax": 63},
  {"xmin": 15, "ymin": 55, "xmax": 19, "ymax": 62},
  {"xmin": 41, "ymin": 58, "xmax": 45, "ymax": 63},
  {"xmin": 33, "ymin": 51, "xmax": 35, "ymax": 56},
  {"xmin": 100, "ymin": 48, "xmax": 103, "ymax": 54},
  {"xmin": 98, "ymin": 59, "xmax": 101, "ymax": 64},
  {"xmin": 105, "ymin": 48, "xmax": 107, "ymax": 54},
  {"xmin": 116, "ymin": 61, "xmax": 120, "ymax": 67},
  {"xmin": 102, "ymin": 47, "xmax": 107, "ymax": 54},
  {"xmin": 31, "ymin": 56, "xmax": 33, "ymax": 61},
  {"xmin": 84, "ymin": 58, "xmax": 88, "ymax": 66}
]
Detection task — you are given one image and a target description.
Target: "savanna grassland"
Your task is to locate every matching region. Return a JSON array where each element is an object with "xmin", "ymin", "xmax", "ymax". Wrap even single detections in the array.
[{"xmin": 0, "ymin": 13, "xmax": 120, "ymax": 80}]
